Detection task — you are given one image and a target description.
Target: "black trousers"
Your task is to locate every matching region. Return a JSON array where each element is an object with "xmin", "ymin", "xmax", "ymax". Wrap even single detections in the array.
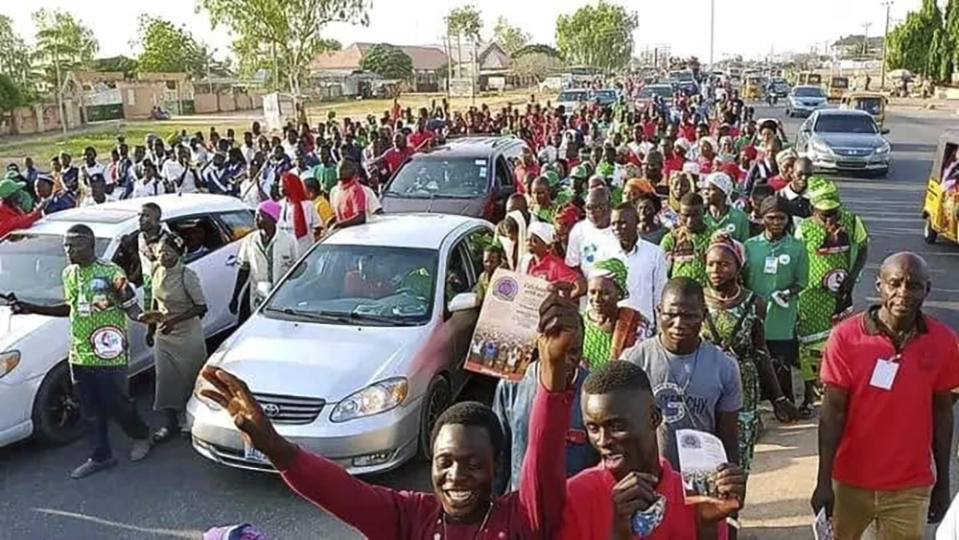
[
  {"xmin": 70, "ymin": 365, "xmax": 149, "ymax": 462},
  {"xmin": 766, "ymin": 339, "xmax": 800, "ymax": 402}
]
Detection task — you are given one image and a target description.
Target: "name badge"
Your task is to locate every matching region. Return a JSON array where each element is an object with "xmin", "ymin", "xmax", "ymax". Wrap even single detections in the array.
[
  {"xmin": 869, "ymin": 358, "xmax": 899, "ymax": 390},
  {"xmin": 764, "ymin": 256, "xmax": 779, "ymax": 274},
  {"xmin": 78, "ymin": 301, "xmax": 92, "ymax": 316}
]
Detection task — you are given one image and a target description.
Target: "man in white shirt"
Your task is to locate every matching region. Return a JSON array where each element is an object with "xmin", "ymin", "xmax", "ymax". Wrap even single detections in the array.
[
  {"xmin": 228, "ymin": 200, "xmax": 298, "ymax": 314},
  {"xmin": 610, "ymin": 202, "xmax": 668, "ymax": 334},
  {"xmin": 130, "ymin": 161, "xmax": 166, "ymax": 199},
  {"xmin": 160, "ymin": 146, "xmax": 200, "ymax": 194},
  {"xmin": 79, "ymin": 174, "xmax": 118, "ymax": 207},
  {"xmin": 564, "ymin": 187, "xmax": 620, "ymax": 280}
]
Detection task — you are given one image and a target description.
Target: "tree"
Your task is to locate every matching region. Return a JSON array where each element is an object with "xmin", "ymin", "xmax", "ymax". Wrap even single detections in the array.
[
  {"xmin": 0, "ymin": 73, "xmax": 23, "ymax": 113},
  {"xmin": 445, "ymin": 5, "xmax": 483, "ymax": 79},
  {"xmin": 135, "ymin": 15, "xmax": 209, "ymax": 76},
  {"xmin": 510, "ymin": 52, "xmax": 564, "ymax": 81},
  {"xmin": 32, "ymin": 9, "xmax": 99, "ymax": 91},
  {"xmin": 512, "ymin": 43, "xmax": 563, "ymax": 60},
  {"xmin": 359, "ymin": 43, "xmax": 413, "ymax": 80},
  {"xmin": 92, "ymin": 55, "xmax": 139, "ymax": 76},
  {"xmin": 492, "ymin": 16, "xmax": 529, "ymax": 56},
  {"xmin": 555, "ymin": 1, "xmax": 638, "ymax": 71},
  {"xmin": 198, "ymin": 0, "xmax": 369, "ymax": 96},
  {"xmin": 0, "ymin": 15, "xmax": 34, "ymax": 101},
  {"xmin": 887, "ymin": 0, "xmax": 942, "ymax": 78}
]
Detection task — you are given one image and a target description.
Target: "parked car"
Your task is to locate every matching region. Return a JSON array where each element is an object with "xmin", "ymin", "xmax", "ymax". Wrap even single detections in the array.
[
  {"xmin": 795, "ymin": 109, "xmax": 891, "ymax": 177},
  {"xmin": 0, "ymin": 194, "xmax": 252, "ymax": 448},
  {"xmin": 591, "ymin": 88, "xmax": 619, "ymax": 107},
  {"xmin": 187, "ymin": 214, "xmax": 491, "ymax": 475},
  {"xmin": 380, "ymin": 137, "xmax": 526, "ymax": 223},
  {"xmin": 636, "ymin": 84, "xmax": 675, "ymax": 112},
  {"xmin": 786, "ymin": 85, "xmax": 829, "ymax": 117},
  {"xmin": 555, "ymin": 88, "xmax": 589, "ymax": 113}
]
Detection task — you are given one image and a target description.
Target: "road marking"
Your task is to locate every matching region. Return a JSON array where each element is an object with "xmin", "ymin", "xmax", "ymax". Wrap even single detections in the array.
[
  {"xmin": 837, "ymin": 182, "xmax": 925, "ymax": 192},
  {"xmin": 32, "ymin": 508, "xmax": 202, "ymax": 538}
]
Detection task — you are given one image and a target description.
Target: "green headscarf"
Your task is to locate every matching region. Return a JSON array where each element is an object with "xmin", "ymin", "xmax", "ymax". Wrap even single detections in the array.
[
  {"xmin": 544, "ymin": 170, "xmax": 560, "ymax": 188},
  {"xmin": 571, "ymin": 164, "xmax": 590, "ymax": 180},
  {"xmin": 807, "ymin": 176, "xmax": 841, "ymax": 211},
  {"xmin": 596, "ymin": 161, "xmax": 615, "ymax": 178},
  {"xmin": 591, "ymin": 258, "xmax": 629, "ymax": 299}
]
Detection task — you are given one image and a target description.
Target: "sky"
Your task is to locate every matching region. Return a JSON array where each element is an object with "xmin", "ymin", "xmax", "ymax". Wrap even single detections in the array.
[{"xmin": 5, "ymin": 0, "xmax": 927, "ymax": 64}]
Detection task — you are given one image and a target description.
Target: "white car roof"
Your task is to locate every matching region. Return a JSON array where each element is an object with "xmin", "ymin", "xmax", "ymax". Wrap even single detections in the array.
[
  {"xmin": 324, "ymin": 213, "xmax": 490, "ymax": 250},
  {"xmin": 21, "ymin": 194, "xmax": 248, "ymax": 239}
]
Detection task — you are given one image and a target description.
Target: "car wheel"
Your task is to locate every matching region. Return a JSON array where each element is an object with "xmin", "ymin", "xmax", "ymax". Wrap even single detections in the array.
[
  {"xmin": 418, "ymin": 375, "xmax": 452, "ymax": 461},
  {"xmin": 31, "ymin": 362, "xmax": 83, "ymax": 445},
  {"xmin": 923, "ymin": 217, "xmax": 938, "ymax": 244},
  {"xmin": 874, "ymin": 167, "xmax": 889, "ymax": 178}
]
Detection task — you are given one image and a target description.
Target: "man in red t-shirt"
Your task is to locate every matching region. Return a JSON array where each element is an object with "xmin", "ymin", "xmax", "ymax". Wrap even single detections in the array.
[
  {"xmin": 379, "ymin": 133, "xmax": 414, "ymax": 175},
  {"xmin": 812, "ymin": 252, "xmax": 959, "ymax": 538},
  {"xmin": 329, "ymin": 159, "xmax": 367, "ymax": 229},
  {"xmin": 561, "ymin": 361, "xmax": 745, "ymax": 539},
  {"xmin": 407, "ymin": 118, "xmax": 435, "ymax": 151},
  {"xmin": 523, "ymin": 221, "xmax": 586, "ymax": 298}
]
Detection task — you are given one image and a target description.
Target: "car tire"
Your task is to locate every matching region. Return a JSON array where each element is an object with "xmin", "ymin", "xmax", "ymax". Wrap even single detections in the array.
[
  {"xmin": 418, "ymin": 375, "xmax": 452, "ymax": 461},
  {"xmin": 31, "ymin": 362, "xmax": 83, "ymax": 445},
  {"xmin": 874, "ymin": 167, "xmax": 889, "ymax": 178},
  {"xmin": 923, "ymin": 217, "xmax": 938, "ymax": 244}
]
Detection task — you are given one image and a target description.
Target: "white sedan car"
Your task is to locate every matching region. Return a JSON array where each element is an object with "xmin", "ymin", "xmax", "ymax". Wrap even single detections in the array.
[
  {"xmin": 187, "ymin": 214, "xmax": 491, "ymax": 475},
  {"xmin": 0, "ymin": 194, "xmax": 252, "ymax": 447}
]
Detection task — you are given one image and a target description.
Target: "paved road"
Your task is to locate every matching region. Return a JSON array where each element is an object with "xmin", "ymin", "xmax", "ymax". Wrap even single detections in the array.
[{"xmin": 2, "ymin": 104, "xmax": 958, "ymax": 540}]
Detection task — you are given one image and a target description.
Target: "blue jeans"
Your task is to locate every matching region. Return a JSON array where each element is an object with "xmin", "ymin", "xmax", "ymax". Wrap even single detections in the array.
[{"xmin": 70, "ymin": 365, "xmax": 149, "ymax": 462}]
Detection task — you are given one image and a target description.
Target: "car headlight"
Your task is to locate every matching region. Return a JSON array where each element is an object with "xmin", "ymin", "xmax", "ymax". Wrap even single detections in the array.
[
  {"xmin": 874, "ymin": 143, "xmax": 891, "ymax": 155},
  {"xmin": 330, "ymin": 377, "xmax": 409, "ymax": 423},
  {"xmin": 0, "ymin": 351, "xmax": 20, "ymax": 379},
  {"xmin": 810, "ymin": 140, "xmax": 833, "ymax": 155}
]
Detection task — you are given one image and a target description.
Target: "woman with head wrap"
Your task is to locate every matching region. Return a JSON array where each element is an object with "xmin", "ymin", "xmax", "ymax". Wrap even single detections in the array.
[
  {"xmin": 581, "ymin": 258, "xmax": 648, "ymax": 368},
  {"xmin": 702, "ymin": 232, "xmax": 798, "ymax": 472},
  {"xmin": 496, "ymin": 209, "xmax": 528, "ymax": 271},
  {"xmin": 622, "ymin": 177, "xmax": 655, "ymax": 207},
  {"xmin": 768, "ymin": 148, "xmax": 798, "ymax": 192},
  {"xmin": 278, "ymin": 172, "xmax": 321, "ymax": 256},
  {"xmin": 636, "ymin": 191, "xmax": 667, "ymax": 245},
  {"xmin": 794, "ymin": 176, "xmax": 869, "ymax": 416},
  {"xmin": 660, "ymin": 171, "xmax": 695, "ymax": 230},
  {"xmin": 519, "ymin": 221, "xmax": 587, "ymax": 298},
  {"xmin": 718, "ymin": 136, "xmax": 737, "ymax": 164},
  {"xmin": 703, "ymin": 171, "xmax": 751, "ymax": 243},
  {"xmin": 696, "ymin": 137, "xmax": 718, "ymax": 174},
  {"xmin": 139, "ymin": 232, "xmax": 208, "ymax": 442}
]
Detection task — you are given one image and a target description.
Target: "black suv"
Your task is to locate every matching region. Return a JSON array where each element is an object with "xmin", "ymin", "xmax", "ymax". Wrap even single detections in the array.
[{"xmin": 381, "ymin": 136, "xmax": 527, "ymax": 223}]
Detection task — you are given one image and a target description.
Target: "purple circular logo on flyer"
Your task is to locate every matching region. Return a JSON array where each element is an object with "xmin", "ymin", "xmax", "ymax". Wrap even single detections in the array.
[{"xmin": 491, "ymin": 276, "xmax": 519, "ymax": 301}]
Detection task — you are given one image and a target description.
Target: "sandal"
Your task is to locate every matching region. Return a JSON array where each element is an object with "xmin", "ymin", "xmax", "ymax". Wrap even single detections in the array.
[
  {"xmin": 798, "ymin": 404, "xmax": 816, "ymax": 420},
  {"xmin": 152, "ymin": 426, "xmax": 179, "ymax": 444}
]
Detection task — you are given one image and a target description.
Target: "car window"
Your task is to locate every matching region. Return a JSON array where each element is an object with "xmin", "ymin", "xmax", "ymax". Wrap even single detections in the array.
[
  {"xmin": 166, "ymin": 216, "xmax": 228, "ymax": 263},
  {"xmin": 794, "ymin": 87, "xmax": 825, "ymax": 98},
  {"xmin": 462, "ymin": 228, "xmax": 494, "ymax": 281},
  {"xmin": 0, "ymin": 234, "xmax": 110, "ymax": 304},
  {"xmin": 814, "ymin": 115, "xmax": 878, "ymax": 134},
  {"xmin": 558, "ymin": 91, "xmax": 587, "ymax": 102},
  {"xmin": 494, "ymin": 157, "xmax": 511, "ymax": 188},
  {"xmin": 217, "ymin": 210, "xmax": 255, "ymax": 242},
  {"xmin": 386, "ymin": 157, "xmax": 489, "ymax": 199},
  {"xmin": 445, "ymin": 241, "xmax": 472, "ymax": 304}
]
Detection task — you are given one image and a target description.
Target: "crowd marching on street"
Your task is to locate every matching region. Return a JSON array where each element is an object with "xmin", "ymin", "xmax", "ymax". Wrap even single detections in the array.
[{"xmin": 2, "ymin": 69, "xmax": 959, "ymax": 540}]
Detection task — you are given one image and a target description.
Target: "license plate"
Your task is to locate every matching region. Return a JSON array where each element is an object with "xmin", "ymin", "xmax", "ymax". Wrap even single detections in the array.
[{"xmin": 243, "ymin": 442, "xmax": 269, "ymax": 464}]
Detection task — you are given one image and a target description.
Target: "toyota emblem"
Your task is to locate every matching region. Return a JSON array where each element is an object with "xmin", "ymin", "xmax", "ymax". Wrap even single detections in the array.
[{"xmin": 262, "ymin": 403, "xmax": 281, "ymax": 418}]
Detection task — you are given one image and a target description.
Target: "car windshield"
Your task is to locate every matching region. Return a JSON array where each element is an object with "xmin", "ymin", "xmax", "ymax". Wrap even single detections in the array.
[
  {"xmin": 853, "ymin": 98, "xmax": 883, "ymax": 115},
  {"xmin": 815, "ymin": 114, "xmax": 878, "ymax": 134},
  {"xmin": 263, "ymin": 244, "xmax": 438, "ymax": 326},
  {"xmin": 558, "ymin": 91, "xmax": 587, "ymax": 102},
  {"xmin": 831, "ymin": 78, "xmax": 849, "ymax": 88},
  {"xmin": 794, "ymin": 87, "xmax": 825, "ymax": 97},
  {"xmin": 671, "ymin": 71, "xmax": 693, "ymax": 81},
  {"xmin": 641, "ymin": 86, "xmax": 673, "ymax": 98},
  {"xmin": 0, "ymin": 233, "xmax": 111, "ymax": 304},
  {"xmin": 594, "ymin": 90, "xmax": 617, "ymax": 102},
  {"xmin": 386, "ymin": 157, "xmax": 489, "ymax": 199}
]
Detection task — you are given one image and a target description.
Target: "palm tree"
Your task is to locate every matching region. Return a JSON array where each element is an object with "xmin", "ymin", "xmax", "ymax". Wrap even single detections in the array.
[{"xmin": 31, "ymin": 9, "xmax": 98, "ymax": 132}]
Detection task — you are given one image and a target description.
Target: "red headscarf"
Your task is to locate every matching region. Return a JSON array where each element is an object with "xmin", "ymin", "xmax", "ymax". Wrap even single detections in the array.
[
  {"xmin": 281, "ymin": 172, "xmax": 308, "ymax": 238},
  {"xmin": 554, "ymin": 204, "xmax": 582, "ymax": 229}
]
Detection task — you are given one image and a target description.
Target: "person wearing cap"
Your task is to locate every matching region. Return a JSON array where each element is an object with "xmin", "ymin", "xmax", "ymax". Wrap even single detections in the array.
[
  {"xmin": 0, "ymin": 176, "xmax": 42, "ymax": 237},
  {"xmin": 229, "ymin": 200, "xmax": 298, "ymax": 315},
  {"xmin": 744, "ymin": 196, "xmax": 809, "ymax": 406},
  {"xmin": 558, "ymin": 164, "xmax": 590, "ymax": 211},
  {"xmin": 768, "ymin": 148, "xmax": 798, "ymax": 192},
  {"xmin": 702, "ymin": 232, "xmax": 798, "ymax": 473},
  {"xmin": 794, "ymin": 177, "xmax": 869, "ymax": 416},
  {"xmin": 35, "ymin": 174, "xmax": 76, "ymax": 215},
  {"xmin": 520, "ymin": 221, "xmax": 586, "ymax": 298},
  {"xmin": 703, "ymin": 172, "xmax": 751, "ymax": 243}
]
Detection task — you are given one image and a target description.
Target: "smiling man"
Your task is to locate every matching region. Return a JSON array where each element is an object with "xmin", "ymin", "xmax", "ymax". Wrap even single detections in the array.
[{"xmin": 198, "ymin": 293, "xmax": 582, "ymax": 539}]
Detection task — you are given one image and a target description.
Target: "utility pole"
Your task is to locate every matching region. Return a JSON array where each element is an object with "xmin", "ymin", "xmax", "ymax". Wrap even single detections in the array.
[
  {"xmin": 880, "ymin": 1, "xmax": 893, "ymax": 90},
  {"xmin": 862, "ymin": 22, "xmax": 872, "ymax": 56},
  {"xmin": 709, "ymin": 0, "xmax": 715, "ymax": 71}
]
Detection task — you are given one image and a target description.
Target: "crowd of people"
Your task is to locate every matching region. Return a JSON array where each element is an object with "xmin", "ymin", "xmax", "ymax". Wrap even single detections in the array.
[{"xmin": 3, "ymin": 72, "xmax": 959, "ymax": 539}]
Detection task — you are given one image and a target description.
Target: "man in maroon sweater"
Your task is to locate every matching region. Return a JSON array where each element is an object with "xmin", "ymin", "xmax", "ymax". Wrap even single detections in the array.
[{"xmin": 199, "ymin": 293, "xmax": 581, "ymax": 539}]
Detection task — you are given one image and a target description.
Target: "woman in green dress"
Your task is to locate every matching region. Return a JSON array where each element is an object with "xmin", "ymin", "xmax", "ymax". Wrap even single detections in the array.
[
  {"xmin": 702, "ymin": 233, "xmax": 798, "ymax": 471},
  {"xmin": 581, "ymin": 258, "xmax": 651, "ymax": 368}
]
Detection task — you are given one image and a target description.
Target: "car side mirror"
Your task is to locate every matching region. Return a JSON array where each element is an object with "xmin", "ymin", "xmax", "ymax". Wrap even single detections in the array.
[
  {"xmin": 881, "ymin": 128, "xmax": 890, "ymax": 135},
  {"xmin": 447, "ymin": 292, "xmax": 479, "ymax": 313}
]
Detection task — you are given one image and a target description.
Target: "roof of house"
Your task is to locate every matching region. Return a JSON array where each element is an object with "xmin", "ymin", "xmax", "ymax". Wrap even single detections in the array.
[{"xmin": 311, "ymin": 43, "xmax": 449, "ymax": 73}]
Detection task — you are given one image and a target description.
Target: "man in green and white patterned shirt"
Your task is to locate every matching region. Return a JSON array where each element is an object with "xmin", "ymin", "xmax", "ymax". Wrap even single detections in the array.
[{"xmin": 13, "ymin": 224, "xmax": 152, "ymax": 479}]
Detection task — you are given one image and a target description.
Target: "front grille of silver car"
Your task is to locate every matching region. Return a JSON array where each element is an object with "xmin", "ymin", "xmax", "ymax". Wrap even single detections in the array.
[
  {"xmin": 834, "ymin": 148, "xmax": 870, "ymax": 157},
  {"xmin": 252, "ymin": 392, "xmax": 326, "ymax": 425}
]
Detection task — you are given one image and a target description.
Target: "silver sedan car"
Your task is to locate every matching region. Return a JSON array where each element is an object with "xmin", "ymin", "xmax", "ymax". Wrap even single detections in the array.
[
  {"xmin": 187, "ymin": 214, "xmax": 491, "ymax": 474},
  {"xmin": 796, "ymin": 109, "xmax": 891, "ymax": 177}
]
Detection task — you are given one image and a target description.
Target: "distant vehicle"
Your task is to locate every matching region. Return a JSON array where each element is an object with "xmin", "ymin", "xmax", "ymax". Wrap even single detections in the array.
[
  {"xmin": 795, "ymin": 109, "xmax": 891, "ymax": 177},
  {"xmin": 187, "ymin": 213, "xmax": 492, "ymax": 474},
  {"xmin": 381, "ymin": 137, "xmax": 526, "ymax": 223},
  {"xmin": 592, "ymin": 88, "xmax": 619, "ymax": 107},
  {"xmin": 0, "ymin": 195, "xmax": 252, "ymax": 448},
  {"xmin": 828, "ymin": 76, "xmax": 849, "ymax": 101},
  {"xmin": 769, "ymin": 77, "xmax": 790, "ymax": 98},
  {"xmin": 785, "ymin": 85, "xmax": 828, "ymax": 117},
  {"xmin": 921, "ymin": 129, "xmax": 959, "ymax": 244},
  {"xmin": 636, "ymin": 84, "xmax": 675, "ymax": 110},
  {"xmin": 796, "ymin": 72, "xmax": 823, "ymax": 87},
  {"xmin": 539, "ymin": 76, "xmax": 564, "ymax": 91},
  {"xmin": 555, "ymin": 89, "xmax": 589, "ymax": 112},
  {"xmin": 670, "ymin": 70, "xmax": 695, "ymax": 82},
  {"xmin": 840, "ymin": 92, "xmax": 887, "ymax": 127}
]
